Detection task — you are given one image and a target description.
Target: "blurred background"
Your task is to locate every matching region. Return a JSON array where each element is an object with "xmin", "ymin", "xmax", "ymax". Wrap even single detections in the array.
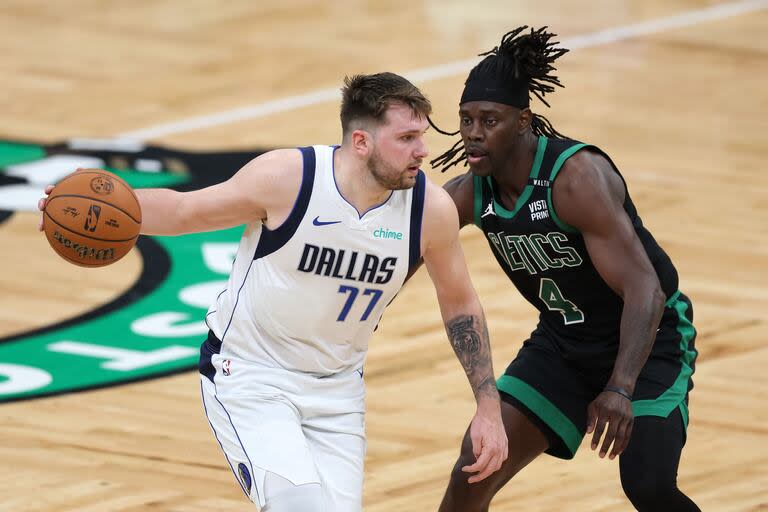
[{"xmin": 1, "ymin": 1, "xmax": 766, "ymax": 510}]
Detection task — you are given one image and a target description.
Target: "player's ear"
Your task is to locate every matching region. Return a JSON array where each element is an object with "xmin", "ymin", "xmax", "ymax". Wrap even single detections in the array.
[
  {"xmin": 350, "ymin": 129, "xmax": 372, "ymax": 156},
  {"xmin": 517, "ymin": 108, "xmax": 533, "ymax": 134}
]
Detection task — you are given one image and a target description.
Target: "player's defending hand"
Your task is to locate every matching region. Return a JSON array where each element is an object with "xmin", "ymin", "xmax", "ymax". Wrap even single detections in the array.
[
  {"xmin": 586, "ymin": 390, "xmax": 634, "ymax": 460},
  {"xmin": 462, "ymin": 399, "xmax": 508, "ymax": 483},
  {"xmin": 37, "ymin": 184, "xmax": 55, "ymax": 231}
]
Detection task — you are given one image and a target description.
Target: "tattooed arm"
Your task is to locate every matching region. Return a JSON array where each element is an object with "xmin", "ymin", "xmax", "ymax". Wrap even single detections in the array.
[
  {"xmin": 421, "ymin": 180, "xmax": 508, "ymax": 482},
  {"xmin": 446, "ymin": 315, "xmax": 499, "ymax": 403}
]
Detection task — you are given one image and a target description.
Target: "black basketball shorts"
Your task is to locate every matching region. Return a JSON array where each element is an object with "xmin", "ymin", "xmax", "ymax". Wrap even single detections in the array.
[{"xmin": 497, "ymin": 291, "xmax": 697, "ymax": 459}]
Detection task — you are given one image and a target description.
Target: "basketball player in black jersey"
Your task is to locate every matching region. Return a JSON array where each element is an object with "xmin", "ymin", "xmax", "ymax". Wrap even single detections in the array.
[{"xmin": 431, "ymin": 27, "xmax": 700, "ymax": 511}]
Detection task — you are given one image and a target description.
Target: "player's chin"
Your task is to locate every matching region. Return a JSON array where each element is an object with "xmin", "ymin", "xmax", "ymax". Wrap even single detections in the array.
[
  {"xmin": 396, "ymin": 170, "xmax": 419, "ymax": 189},
  {"xmin": 467, "ymin": 157, "xmax": 492, "ymax": 176}
]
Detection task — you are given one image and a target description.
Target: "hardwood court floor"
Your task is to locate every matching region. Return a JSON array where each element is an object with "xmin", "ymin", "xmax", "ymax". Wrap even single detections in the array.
[{"xmin": 1, "ymin": 1, "xmax": 766, "ymax": 510}]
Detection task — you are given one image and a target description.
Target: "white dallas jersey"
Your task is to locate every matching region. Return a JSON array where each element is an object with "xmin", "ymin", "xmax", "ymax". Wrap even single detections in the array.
[{"xmin": 204, "ymin": 145, "xmax": 425, "ymax": 377}]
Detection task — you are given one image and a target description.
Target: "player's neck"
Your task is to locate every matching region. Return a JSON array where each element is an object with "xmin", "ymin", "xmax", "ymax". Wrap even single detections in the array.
[
  {"xmin": 492, "ymin": 131, "xmax": 538, "ymax": 196},
  {"xmin": 334, "ymin": 147, "xmax": 392, "ymax": 215}
]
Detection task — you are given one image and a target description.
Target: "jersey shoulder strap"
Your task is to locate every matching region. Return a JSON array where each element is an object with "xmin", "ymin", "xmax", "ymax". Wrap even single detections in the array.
[
  {"xmin": 253, "ymin": 146, "xmax": 316, "ymax": 259},
  {"xmin": 543, "ymin": 138, "xmax": 608, "ymax": 233},
  {"xmin": 408, "ymin": 170, "xmax": 426, "ymax": 273}
]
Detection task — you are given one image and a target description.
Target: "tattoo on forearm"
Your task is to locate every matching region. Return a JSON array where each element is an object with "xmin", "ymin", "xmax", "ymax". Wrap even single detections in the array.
[
  {"xmin": 446, "ymin": 315, "xmax": 498, "ymax": 400},
  {"xmin": 447, "ymin": 317, "xmax": 481, "ymax": 366}
]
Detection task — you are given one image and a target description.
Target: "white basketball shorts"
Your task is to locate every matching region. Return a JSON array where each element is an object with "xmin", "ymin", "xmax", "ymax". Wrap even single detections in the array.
[{"xmin": 200, "ymin": 355, "xmax": 367, "ymax": 511}]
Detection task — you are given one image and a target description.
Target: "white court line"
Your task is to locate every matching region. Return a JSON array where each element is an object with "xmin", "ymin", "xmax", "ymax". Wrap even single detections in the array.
[{"xmin": 118, "ymin": 0, "xmax": 768, "ymax": 141}]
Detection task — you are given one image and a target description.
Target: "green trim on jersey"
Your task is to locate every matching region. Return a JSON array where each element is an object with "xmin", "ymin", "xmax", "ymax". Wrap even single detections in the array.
[
  {"xmin": 473, "ymin": 136, "xmax": 548, "ymax": 226},
  {"xmin": 632, "ymin": 294, "xmax": 696, "ymax": 427},
  {"xmin": 490, "ymin": 136, "xmax": 547, "ymax": 218},
  {"xmin": 497, "ymin": 374, "xmax": 582, "ymax": 456},
  {"xmin": 545, "ymin": 143, "xmax": 589, "ymax": 233},
  {"xmin": 664, "ymin": 289, "xmax": 682, "ymax": 308}
]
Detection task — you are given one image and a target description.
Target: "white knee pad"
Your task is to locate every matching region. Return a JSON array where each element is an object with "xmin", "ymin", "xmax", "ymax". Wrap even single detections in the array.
[{"xmin": 261, "ymin": 471, "xmax": 324, "ymax": 512}]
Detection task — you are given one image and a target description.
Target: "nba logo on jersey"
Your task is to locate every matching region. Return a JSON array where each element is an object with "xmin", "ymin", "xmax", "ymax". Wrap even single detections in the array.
[{"xmin": 222, "ymin": 359, "xmax": 232, "ymax": 376}]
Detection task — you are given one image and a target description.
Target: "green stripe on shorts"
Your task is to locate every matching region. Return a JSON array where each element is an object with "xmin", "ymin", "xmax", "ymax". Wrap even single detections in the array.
[
  {"xmin": 497, "ymin": 375, "xmax": 582, "ymax": 456},
  {"xmin": 632, "ymin": 293, "xmax": 696, "ymax": 426}
]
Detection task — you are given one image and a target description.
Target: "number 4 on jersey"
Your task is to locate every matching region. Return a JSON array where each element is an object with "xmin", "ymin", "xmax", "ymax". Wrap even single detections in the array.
[{"xmin": 538, "ymin": 278, "xmax": 584, "ymax": 324}]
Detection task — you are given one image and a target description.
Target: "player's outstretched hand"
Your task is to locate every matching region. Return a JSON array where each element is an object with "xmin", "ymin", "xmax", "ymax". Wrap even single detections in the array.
[
  {"xmin": 462, "ymin": 402, "xmax": 508, "ymax": 483},
  {"xmin": 37, "ymin": 184, "xmax": 55, "ymax": 231},
  {"xmin": 586, "ymin": 390, "xmax": 634, "ymax": 459}
]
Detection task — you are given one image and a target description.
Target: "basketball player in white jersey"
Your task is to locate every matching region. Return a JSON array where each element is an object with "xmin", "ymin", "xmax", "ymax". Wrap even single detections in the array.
[{"xmin": 38, "ymin": 72, "xmax": 507, "ymax": 511}]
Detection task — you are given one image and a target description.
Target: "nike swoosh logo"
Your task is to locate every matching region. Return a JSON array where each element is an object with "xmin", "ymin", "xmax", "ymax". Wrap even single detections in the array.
[{"xmin": 312, "ymin": 216, "xmax": 342, "ymax": 226}]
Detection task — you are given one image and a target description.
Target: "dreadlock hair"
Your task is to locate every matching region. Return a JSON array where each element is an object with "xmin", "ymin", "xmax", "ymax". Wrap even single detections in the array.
[{"xmin": 431, "ymin": 26, "xmax": 569, "ymax": 172}]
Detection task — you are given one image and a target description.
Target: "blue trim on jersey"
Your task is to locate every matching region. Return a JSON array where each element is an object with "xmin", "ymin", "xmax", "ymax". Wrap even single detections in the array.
[
  {"xmin": 408, "ymin": 170, "xmax": 426, "ymax": 273},
  {"xmin": 331, "ymin": 146, "xmax": 394, "ymax": 219},
  {"xmin": 199, "ymin": 330, "xmax": 222, "ymax": 382},
  {"xmin": 252, "ymin": 146, "xmax": 316, "ymax": 260}
]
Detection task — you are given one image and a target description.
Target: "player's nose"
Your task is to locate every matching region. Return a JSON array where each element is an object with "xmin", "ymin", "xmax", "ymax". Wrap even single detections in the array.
[
  {"xmin": 467, "ymin": 121, "xmax": 484, "ymax": 141},
  {"xmin": 413, "ymin": 138, "xmax": 428, "ymax": 159}
]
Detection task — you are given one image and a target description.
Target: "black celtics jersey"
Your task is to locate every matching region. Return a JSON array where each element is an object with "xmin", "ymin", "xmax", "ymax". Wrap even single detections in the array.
[{"xmin": 473, "ymin": 136, "xmax": 679, "ymax": 360}]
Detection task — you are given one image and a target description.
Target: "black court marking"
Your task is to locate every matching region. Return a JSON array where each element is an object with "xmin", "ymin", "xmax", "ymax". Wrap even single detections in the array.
[
  {"xmin": 0, "ymin": 139, "xmax": 274, "ymax": 402},
  {"xmin": 0, "ymin": 236, "xmax": 176, "ymax": 403},
  {"xmin": 0, "ymin": 236, "xmax": 169, "ymax": 345}
]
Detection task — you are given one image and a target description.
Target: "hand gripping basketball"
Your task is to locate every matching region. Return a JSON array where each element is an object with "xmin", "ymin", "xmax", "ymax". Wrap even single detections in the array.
[{"xmin": 39, "ymin": 168, "xmax": 142, "ymax": 267}]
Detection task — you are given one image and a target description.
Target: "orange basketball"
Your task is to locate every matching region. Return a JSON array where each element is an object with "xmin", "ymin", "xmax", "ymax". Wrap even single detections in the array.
[{"xmin": 43, "ymin": 169, "xmax": 142, "ymax": 267}]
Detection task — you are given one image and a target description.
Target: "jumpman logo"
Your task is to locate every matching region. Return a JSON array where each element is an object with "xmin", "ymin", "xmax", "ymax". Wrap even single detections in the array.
[{"xmin": 481, "ymin": 202, "xmax": 496, "ymax": 219}]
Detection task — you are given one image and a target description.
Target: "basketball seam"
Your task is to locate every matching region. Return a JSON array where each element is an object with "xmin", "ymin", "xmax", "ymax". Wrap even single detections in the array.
[
  {"xmin": 61, "ymin": 170, "xmax": 140, "ymax": 205},
  {"xmin": 46, "ymin": 195, "xmax": 142, "ymax": 225},
  {"xmin": 44, "ymin": 210, "xmax": 139, "ymax": 243}
]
